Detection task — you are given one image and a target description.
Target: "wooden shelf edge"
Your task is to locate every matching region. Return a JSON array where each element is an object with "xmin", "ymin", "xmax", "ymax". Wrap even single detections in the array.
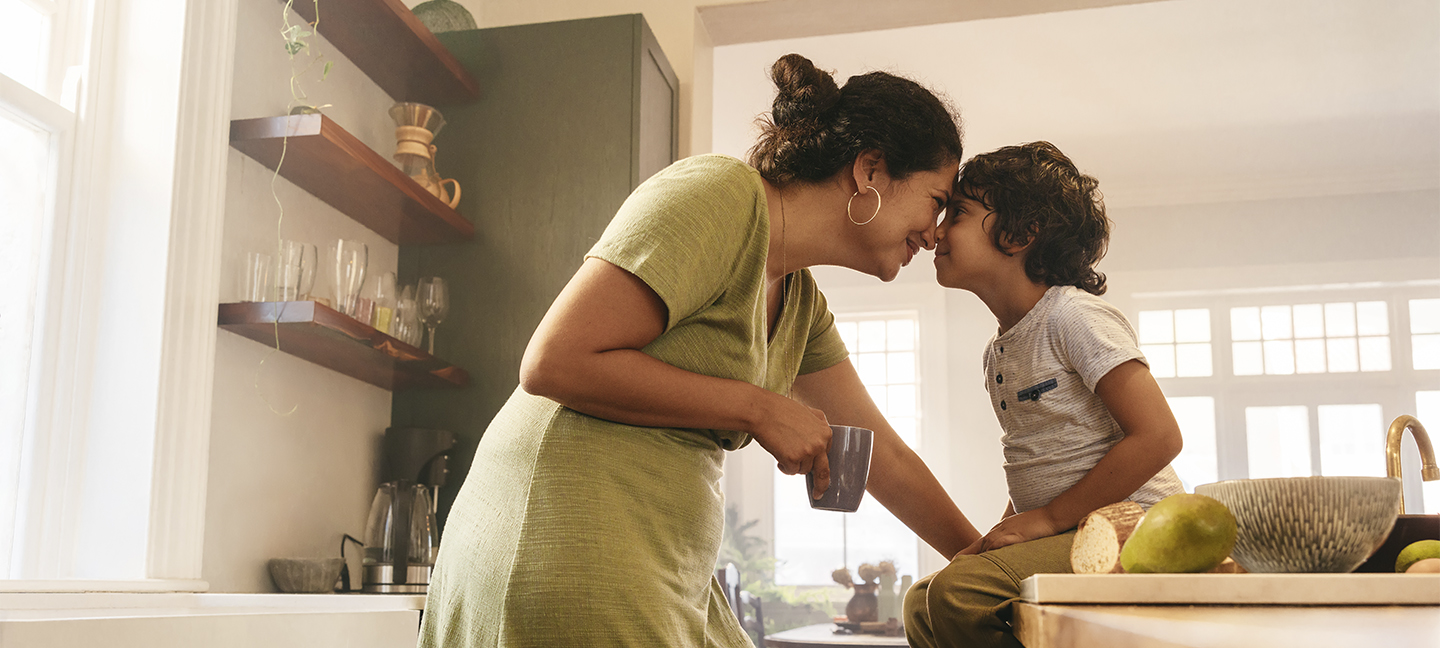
[
  {"xmin": 290, "ymin": 0, "xmax": 479, "ymax": 105},
  {"xmin": 229, "ymin": 114, "xmax": 475, "ymax": 245},
  {"xmin": 218, "ymin": 301, "xmax": 469, "ymax": 391}
]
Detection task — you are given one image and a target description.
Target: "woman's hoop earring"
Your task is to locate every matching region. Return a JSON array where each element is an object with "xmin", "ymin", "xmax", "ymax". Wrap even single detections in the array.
[{"xmin": 847, "ymin": 186, "xmax": 881, "ymax": 226}]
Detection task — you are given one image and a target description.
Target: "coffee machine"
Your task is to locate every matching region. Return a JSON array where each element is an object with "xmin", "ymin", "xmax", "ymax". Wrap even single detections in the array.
[{"xmin": 363, "ymin": 427, "xmax": 456, "ymax": 593}]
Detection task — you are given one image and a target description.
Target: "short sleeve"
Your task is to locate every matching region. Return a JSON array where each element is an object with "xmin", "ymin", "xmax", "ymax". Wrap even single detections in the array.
[
  {"xmin": 586, "ymin": 155, "xmax": 765, "ymax": 331},
  {"xmin": 1054, "ymin": 295, "xmax": 1147, "ymax": 392},
  {"xmin": 797, "ymin": 281, "xmax": 851, "ymax": 375}
]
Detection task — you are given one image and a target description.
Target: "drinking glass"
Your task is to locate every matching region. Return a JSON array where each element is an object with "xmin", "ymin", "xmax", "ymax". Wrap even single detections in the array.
[
  {"xmin": 273, "ymin": 240, "xmax": 305, "ymax": 301},
  {"xmin": 392, "ymin": 285, "xmax": 422, "ymax": 347},
  {"xmin": 417, "ymin": 277, "xmax": 449, "ymax": 355},
  {"xmin": 332, "ymin": 240, "xmax": 368, "ymax": 318},
  {"xmin": 242, "ymin": 252, "xmax": 271, "ymax": 302},
  {"xmin": 373, "ymin": 272, "xmax": 396, "ymax": 334},
  {"xmin": 296, "ymin": 242, "xmax": 319, "ymax": 300}
]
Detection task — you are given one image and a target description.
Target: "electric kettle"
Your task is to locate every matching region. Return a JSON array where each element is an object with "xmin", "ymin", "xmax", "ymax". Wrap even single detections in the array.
[{"xmin": 362, "ymin": 481, "xmax": 438, "ymax": 593}]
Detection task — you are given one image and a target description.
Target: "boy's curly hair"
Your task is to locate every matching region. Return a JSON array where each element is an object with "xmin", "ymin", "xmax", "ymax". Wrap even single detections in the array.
[{"xmin": 955, "ymin": 141, "xmax": 1110, "ymax": 295}]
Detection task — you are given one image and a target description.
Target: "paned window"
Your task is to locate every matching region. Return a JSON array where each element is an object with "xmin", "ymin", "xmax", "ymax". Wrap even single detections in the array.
[
  {"xmin": 1410, "ymin": 299, "xmax": 1440, "ymax": 370},
  {"xmin": 1139, "ymin": 309, "xmax": 1212, "ymax": 378},
  {"xmin": 1231, "ymin": 302, "xmax": 1390, "ymax": 375},
  {"xmin": 774, "ymin": 313, "xmax": 920, "ymax": 585}
]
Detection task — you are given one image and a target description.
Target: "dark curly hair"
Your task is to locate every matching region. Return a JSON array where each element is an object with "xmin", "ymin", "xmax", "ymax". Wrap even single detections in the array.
[
  {"xmin": 955, "ymin": 141, "xmax": 1110, "ymax": 295},
  {"xmin": 748, "ymin": 53, "xmax": 962, "ymax": 186}
]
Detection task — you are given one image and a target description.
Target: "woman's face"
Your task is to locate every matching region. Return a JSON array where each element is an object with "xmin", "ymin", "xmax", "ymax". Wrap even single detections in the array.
[{"xmin": 855, "ymin": 162, "xmax": 957, "ymax": 282}]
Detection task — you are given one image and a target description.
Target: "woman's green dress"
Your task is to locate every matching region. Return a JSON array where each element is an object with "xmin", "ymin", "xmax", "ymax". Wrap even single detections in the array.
[{"xmin": 418, "ymin": 155, "xmax": 850, "ymax": 647}]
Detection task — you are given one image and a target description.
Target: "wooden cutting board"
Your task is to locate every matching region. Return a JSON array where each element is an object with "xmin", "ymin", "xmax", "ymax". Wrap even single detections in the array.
[{"xmin": 1020, "ymin": 573, "xmax": 1440, "ymax": 605}]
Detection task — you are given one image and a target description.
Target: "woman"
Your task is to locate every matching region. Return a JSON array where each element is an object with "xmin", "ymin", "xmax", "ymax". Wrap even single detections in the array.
[{"xmin": 419, "ymin": 53, "xmax": 981, "ymax": 648}]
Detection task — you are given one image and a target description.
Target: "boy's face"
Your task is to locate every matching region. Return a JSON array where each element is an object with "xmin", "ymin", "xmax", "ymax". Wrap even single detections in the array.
[{"xmin": 933, "ymin": 196, "xmax": 1012, "ymax": 290}]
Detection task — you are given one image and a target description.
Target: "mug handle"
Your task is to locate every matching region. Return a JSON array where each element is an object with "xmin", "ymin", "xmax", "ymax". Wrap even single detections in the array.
[{"xmin": 440, "ymin": 178, "xmax": 461, "ymax": 208}]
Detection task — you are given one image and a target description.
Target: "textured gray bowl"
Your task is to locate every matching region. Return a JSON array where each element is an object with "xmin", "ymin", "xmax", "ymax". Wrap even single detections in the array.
[
  {"xmin": 1195, "ymin": 476, "xmax": 1401, "ymax": 573},
  {"xmin": 267, "ymin": 557, "xmax": 343, "ymax": 593}
]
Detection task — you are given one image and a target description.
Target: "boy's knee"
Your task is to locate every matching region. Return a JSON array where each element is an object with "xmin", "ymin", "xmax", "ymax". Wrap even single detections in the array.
[
  {"xmin": 914, "ymin": 554, "xmax": 1023, "ymax": 648},
  {"xmin": 902, "ymin": 572, "xmax": 933, "ymax": 633}
]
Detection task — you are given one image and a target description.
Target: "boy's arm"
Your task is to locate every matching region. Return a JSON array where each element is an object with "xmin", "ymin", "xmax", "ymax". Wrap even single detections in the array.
[
  {"xmin": 958, "ymin": 360, "xmax": 1182, "ymax": 555},
  {"xmin": 792, "ymin": 359, "xmax": 982, "ymax": 559}
]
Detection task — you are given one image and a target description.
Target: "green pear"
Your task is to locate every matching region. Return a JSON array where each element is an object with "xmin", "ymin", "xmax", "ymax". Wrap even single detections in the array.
[
  {"xmin": 1395, "ymin": 540, "xmax": 1440, "ymax": 573},
  {"xmin": 1120, "ymin": 494, "xmax": 1237, "ymax": 574}
]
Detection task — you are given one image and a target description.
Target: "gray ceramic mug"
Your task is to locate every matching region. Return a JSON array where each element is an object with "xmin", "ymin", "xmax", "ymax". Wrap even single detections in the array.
[{"xmin": 806, "ymin": 425, "xmax": 874, "ymax": 512}]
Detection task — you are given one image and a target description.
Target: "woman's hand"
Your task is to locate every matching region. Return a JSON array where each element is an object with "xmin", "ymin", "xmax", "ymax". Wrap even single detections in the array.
[
  {"xmin": 957, "ymin": 507, "xmax": 1064, "ymax": 555},
  {"xmin": 751, "ymin": 396, "xmax": 833, "ymax": 499}
]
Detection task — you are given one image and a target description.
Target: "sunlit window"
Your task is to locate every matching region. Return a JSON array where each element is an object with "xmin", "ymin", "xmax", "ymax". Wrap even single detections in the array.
[
  {"xmin": 1317, "ymin": 404, "xmax": 1386, "ymax": 477},
  {"xmin": 1418, "ymin": 392, "xmax": 1440, "ymax": 514},
  {"xmin": 1231, "ymin": 302, "xmax": 1390, "ymax": 375},
  {"xmin": 774, "ymin": 313, "xmax": 920, "ymax": 586},
  {"xmin": 1166, "ymin": 396, "xmax": 1217, "ymax": 490},
  {"xmin": 1139, "ymin": 309, "xmax": 1212, "ymax": 378},
  {"xmin": 1245, "ymin": 406, "xmax": 1311, "ymax": 478},
  {"xmin": 1410, "ymin": 299, "xmax": 1440, "ymax": 370}
]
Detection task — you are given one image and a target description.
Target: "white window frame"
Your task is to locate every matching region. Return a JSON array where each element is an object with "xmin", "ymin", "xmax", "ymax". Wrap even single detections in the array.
[
  {"xmin": 1134, "ymin": 279, "xmax": 1440, "ymax": 509},
  {"xmin": 2, "ymin": 0, "xmax": 238, "ymax": 590}
]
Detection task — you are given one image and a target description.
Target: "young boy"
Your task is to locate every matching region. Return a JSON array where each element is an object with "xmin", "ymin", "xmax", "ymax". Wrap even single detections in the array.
[{"xmin": 904, "ymin": 142, "xmax": 1185, "ymax": 648}]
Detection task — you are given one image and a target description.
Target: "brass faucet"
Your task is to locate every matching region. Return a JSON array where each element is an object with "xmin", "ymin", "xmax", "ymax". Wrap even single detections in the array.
[{"xmin": 1385, "ymin": 415, "xmax": 1440, "ymax": 514}]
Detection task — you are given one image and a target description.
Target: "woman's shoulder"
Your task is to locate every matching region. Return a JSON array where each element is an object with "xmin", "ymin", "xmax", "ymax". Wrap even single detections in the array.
[{"xmin": 645, "ymin": 154, "xmax": 761, "ymax": 197}]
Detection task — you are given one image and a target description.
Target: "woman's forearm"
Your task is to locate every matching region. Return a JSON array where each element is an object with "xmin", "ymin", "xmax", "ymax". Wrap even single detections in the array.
[{"xmin": 866, "ymin": 431, "xmax": 981, "ymax": 559}]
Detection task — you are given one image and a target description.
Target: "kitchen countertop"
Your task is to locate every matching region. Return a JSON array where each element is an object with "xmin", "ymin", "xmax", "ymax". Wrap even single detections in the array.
[{"xmin": 1013, "ymin": 603, "xmax": 1440, "ymax": 648}]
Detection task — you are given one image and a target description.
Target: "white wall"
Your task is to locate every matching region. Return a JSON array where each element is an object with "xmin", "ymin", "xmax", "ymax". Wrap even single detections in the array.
[{"xmin": 202, "ymin": 0, "xmax": 403, "ymax": 592}]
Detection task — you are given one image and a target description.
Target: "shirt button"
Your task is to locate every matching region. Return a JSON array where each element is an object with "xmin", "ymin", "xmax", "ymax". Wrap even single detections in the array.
[
  {"xmin": 996, "ymin": 374, "xmax": 1003, "ymax": 384},
  {"xmin": 999, "ymin": 346, "xmax": 1004, "ymax": 352},
  {"xmin": 1000, "ymin": 400, "xmax": 1007, "ymax": 410}
]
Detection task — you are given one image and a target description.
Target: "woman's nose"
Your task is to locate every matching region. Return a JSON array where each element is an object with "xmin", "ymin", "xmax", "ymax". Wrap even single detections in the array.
[{"xmin": 922, "ymin": 225, "xmax": 937, "ymax": 250}]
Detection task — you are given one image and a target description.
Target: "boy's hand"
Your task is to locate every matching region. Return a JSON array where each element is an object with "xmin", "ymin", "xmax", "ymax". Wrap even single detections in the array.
[{"xmin": 957, "ymin": 507, "xmax": 1064, "ymax": 555}]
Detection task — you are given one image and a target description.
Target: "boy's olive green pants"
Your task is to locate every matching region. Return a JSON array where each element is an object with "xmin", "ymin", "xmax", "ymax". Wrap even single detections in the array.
[{"xmin": 904, "ymin": 531, "xmax": 1076, "ymax": 648}]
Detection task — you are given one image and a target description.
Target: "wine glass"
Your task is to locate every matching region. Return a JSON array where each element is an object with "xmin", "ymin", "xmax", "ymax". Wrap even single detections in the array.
[{"xmin": 417, "ymin": 277, "xmax": 449, "ymax": 355}]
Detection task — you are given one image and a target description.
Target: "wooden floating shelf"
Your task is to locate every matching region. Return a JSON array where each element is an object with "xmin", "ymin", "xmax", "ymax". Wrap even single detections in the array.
[
  {"xmin": 289, "ymin": 0, "xmax": 479, "ymax": 105},
  {"xmin": 230, "ymin": 114, "xmax": 474, "ymax": 245},
  {"xmin": 218, "ymin": 300, "xmax": 468, "ymax": 391}
]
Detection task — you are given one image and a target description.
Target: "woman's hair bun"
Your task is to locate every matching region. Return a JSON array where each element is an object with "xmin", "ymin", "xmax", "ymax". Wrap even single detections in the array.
[{"xmin": 769, "ymin": 53, "xmax": 841, "ymax": 130}]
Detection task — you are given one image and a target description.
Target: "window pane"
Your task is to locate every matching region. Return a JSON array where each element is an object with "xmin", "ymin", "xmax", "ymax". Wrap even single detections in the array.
[
  {"xmin": 1175, "ymin": 343, "xmax": 1212, "ymax": 377},
  {"xmin": 774, "ymin": 472, "xmax": 845, "ymax": 585},
  {"xmin": 1168, "ymin": 397, "xmax": 1217, "ymax": 490},
  {"xmin": 1418, "ymin": 392, "xmax": 1440, "ymax": 514},
  {"xmin": 1295, "ymin": 339, "xmax": 1327, "ymax": 374},
  {"xmin": 1358, "ymin": 336, "xmax": 1391, "ymax": 372},
  {"xmin": 857, "ymin": 320, "xmax": 886, "ymax": 352},
  {"xmin": 0, "ymin": 111, "xmax": 49, "ymax": 579},
  {"xmin": 1233, "ymin": 341, "xmax": 1264, "ymax": 375},
  {"xmin": 843, "ymin": 495, "xmax": 919, "ymax": 586},
  {"xmin": 1293, "ymin": 304, "xmax": 1325, "ymax": 339},
  {"xmin": 887, "ymin": 385, "xmax": 916, "ymax": 418},
  {"xmin": 1261, "ymin": 305, "xmax": 1292, "ymax": 340},
  {"xmin": 1263, "ymin": 340, "xmax": 1295, "ymax": 375},
  {"xmin": 0, "ymin": 0, "xmax": 49, "ymax": 93},
  {"xmin": 1414, "ymin": 334, "xmax": 1440, "ymax": 371},
  {"xmin": 1246, "ymin": 406, "xmax": 1312, "ymax": 478},
  {"xmin": 1139, "ymin": 310, "xmax": 1174, "ymax": 344},
  {"xmin": 1327, "ymin": 337, "xmax": 1359, "ymax": 373},
  {"xmin": 1411, "ymin": 299, "xmax": 1440, "ymax": 335},
  {"xmin": 1231, "ymin": 307, "xmax": 1261, "ymax": 341},
  {"xmin": 1325, "ymin": 302, "xmax": 1356, "ymax": 337},
  {"xmin": 1143, "ymin": 344, "xmax": 1176, "ymax": 378},
  {"xmin": 1318, "ymin": 404, "xmax": 1385, "ymax": 477},
  {"xmin": 1174, "ymin": 309, "xmax": 1210, "ymax": 343},
  {"xmin": 856, "ymin": 352, "xmax": 886, "ymax": 384},
  {"xmin": 836, "ymin": 321, "xmax": 858, "ymax": 353},
  {"xmin": 1356, "ymin": 302, "xmax": 1389, "ymax": 336},
  {"xmin": 886, "ymin": 319, "xmax": 915, "ymax": 352},
  {"xmin": 886, "ymin": 352, "xmax": 915, "ymax": 385}
]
